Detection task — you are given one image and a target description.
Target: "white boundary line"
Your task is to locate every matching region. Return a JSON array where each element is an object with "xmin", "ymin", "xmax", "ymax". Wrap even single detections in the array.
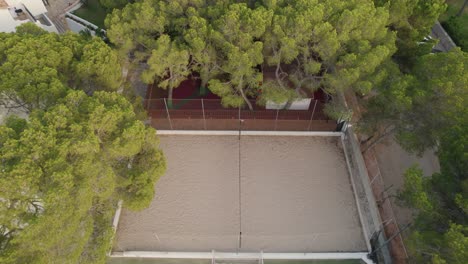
[
  {"xmin": 157, "ymin": 130, "xmax": 342, "ymax": 137},
  {"xmin": 107, "ymin": 200, "xmax": 123, "ymax": 256},
  {"xmin": 110, "ymin": 251, "xmax": 372, "ymax": 263},
  {"xmin": 112, "ymin": 200, "xmax": 123, "ymax": 232}
]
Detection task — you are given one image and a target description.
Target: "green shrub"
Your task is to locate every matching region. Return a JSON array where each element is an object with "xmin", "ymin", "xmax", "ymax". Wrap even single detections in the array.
[{"xmin": 442, "ymin": 16, "xmax": 468, "ymax": 51}]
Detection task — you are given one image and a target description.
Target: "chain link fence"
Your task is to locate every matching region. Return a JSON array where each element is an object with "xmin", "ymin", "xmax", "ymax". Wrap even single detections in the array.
[
  {"xmin": 144, "ymin": 98, "xmax": 337, "ymax": 131},
  {"xmin": 342, "ymin": 127, "xmax": 392, "ymax": 264}
]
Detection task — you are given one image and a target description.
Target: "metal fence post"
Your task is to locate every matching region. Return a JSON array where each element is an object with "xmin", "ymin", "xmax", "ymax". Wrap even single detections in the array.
[
  {"xmin": 163, "ymin": 98, "xmax": 173, "ymax": 130},
  {"xmin": 307, "ymin": 100, "xmax": 318, "ymax": 131},
  {"xmin": 274, "ymin": 109, "xmax": 279, "ymax": 131},
  {"xmin": 201, "ymin": 98, "xmax": 207, "ymax": 130}
]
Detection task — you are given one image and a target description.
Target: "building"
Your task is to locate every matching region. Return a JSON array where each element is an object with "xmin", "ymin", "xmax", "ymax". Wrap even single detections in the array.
[{"xmin": 0, "ymin": 0, "xmax": 57, "ymax": 33}]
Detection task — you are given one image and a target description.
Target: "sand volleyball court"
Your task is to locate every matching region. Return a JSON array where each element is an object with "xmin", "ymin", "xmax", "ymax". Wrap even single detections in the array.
[{"xmin": 114, "ymin": 135, "xmax": 366, "ymax": 253}]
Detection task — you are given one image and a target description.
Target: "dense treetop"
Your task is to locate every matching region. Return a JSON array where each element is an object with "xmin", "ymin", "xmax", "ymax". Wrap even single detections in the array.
[
  {"xmin": 358, "ymin": 48, "xmax": 467, "ymax": 264},
  {"xmin": 106, "ymin": 0, "xmax": 397, "ymax": 108},
  {"xmin": 399, "ymin": 50, "xmax": 467, "ymax": 264},
  {"xmin": 0, "ymin": 25, "xmax": 122, "ymax": 113},
  {"xmin": 0, "ymin": 91, "xmax": 166, "ymax": 263},
  {"xmin": 0, "ymin": 24, "xmax": 166, "ymax": 264},
  {"xmin": 398, "ymin": 98, "xmax": 467, "ymax": 263},
  {"xmin": 373, "ymin": 0, "xmax": 446, "ymax": 59},
  {"xmin": 359, "ymin": 49, "xmax": 467, "ymax": 154}
]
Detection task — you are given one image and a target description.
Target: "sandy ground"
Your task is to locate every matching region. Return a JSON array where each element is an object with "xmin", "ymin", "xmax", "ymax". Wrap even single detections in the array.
[
  {"xmin": 373, "ymin": 138, "xmax": 440, "ymax": 226},
  {"xmin": 115, "ymin": 136, "xmax": 240, "ymax": 252},
  {"xmin": 114, "ymin": 135, "xmax": 366, "ymax": 253}
]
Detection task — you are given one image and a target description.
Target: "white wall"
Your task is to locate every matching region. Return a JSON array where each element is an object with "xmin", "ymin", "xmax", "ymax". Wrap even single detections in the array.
[
  {"xmin": 0, "ymin": 9, "xmax": 26, "ymax": 32},
  {"xmin": 6, "ymin": 0, "xmax": 47, "ymax": 16},
  {"xmin": 66, "ymin": 17, "xmax": 96, "ymax": 35},
  {"xmin": 37, "ymin": 13, "xmax": 58, "ymax": 33}
]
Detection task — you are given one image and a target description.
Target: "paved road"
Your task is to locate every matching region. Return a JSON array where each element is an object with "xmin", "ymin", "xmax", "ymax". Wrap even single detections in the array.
[
  {"xmin": 431, "ymin": 22, "xmax": 457, "ymax": 52},
  {"xmin": 44, "ymin": 0, "xmax": 81, "ymax": 33}
]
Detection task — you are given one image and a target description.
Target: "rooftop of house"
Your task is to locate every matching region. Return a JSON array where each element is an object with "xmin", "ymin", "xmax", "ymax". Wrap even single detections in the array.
[
  {"xmin": 6, "ymin": 0, "xmax": 47, "ymax": 17},
  {"xmin": 0, "ymin": 4, "xmax": 32, "ymax": 32},
  {"xmin": 0, "ymin": 0, "xmax": 57, "ymax": 33}
]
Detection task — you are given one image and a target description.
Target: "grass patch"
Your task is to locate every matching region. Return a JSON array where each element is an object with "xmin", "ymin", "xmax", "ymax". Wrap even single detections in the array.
[
  {"xmin": 72, "ymin": 0, "xmax": 109, "ymax": 29},
  {"xmin": 439, "ymin": 0, "xmax": 468, "ymax": 51}
]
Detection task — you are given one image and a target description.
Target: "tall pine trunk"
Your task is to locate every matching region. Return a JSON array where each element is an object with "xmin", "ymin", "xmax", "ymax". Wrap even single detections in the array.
[
  {"xmin": 238, "ymin": 79, "xmax": 253, "ymax": 111},
  {"xmin": 167, "ymin": 86, "xmax": 174, "ymax": 109},
  {"xmin": 243, "ymin": 94, "xmax": 253, "ymax": 111},
  {"xmin": 200, "ymin": 78, "xmax": 208, "ymax": 96}
]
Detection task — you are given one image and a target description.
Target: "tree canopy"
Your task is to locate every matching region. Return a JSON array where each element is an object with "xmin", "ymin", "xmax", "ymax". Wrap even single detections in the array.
[
  {"xmin": 358, "ymin": 47, "xmax": 467, "ymax": 263},
  {"xmin": 396, "ymin": 50, "xmax": 467, "ymax": 263},
  {"xmin": 0, "ymin": 91, "xmax": 165, "ymax": 263},
  {"xmin": 372, "ymin": 0, "xmax": 447, "ymax": 60},
  {"xmin": 0, "ymin": 24, "xmax": 166, "ymax": 264},
  {"xmin": 359, "ymin": 49, "xmax": 468, "ymax": 154},
  {"xmin": 106, "ymin": 0, "xmax": 396, "ymax": 109},
  {"xmin": 0, "ymin": 24, "xmax": 122, "ymax": 113},
  {"xmin": 399, "ymin": 119, "xmax": 467, "ymax": 263}
]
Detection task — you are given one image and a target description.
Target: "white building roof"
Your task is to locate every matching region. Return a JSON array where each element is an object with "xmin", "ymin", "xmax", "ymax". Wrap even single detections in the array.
[
  {"xmin": 0, "ymin": 0, "xmax": 57, "ymax": 33},
  {"xmin": 0, "ymin": 8, "xmax": 26, "ymax": 32},
  {"xmin": 6, "ymin": 0, "xmax": 47, "ymax": 17}
]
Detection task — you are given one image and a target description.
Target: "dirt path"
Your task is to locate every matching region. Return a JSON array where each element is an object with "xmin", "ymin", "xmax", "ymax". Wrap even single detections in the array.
[
  {"xmin": 363, "ymin": 138, "xmax": 439, "ymax": 263},
  {"xmin": 373, "ymin": 139, "xmax": 439, "ymax": 226},
  {"xmin": 44, "ymin": 0, "xmax": 79, "ymax": 17}
]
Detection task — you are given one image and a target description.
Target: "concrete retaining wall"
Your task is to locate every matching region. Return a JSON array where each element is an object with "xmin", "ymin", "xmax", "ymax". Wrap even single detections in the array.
[
  {"xmin": 65, "ymin": 12, "xmax": 105, "ymax": 35},
  {"xmin": 341, "ymin": 127, "xmax": 392, "ymax": 264},
  {"xmin": 111, "ymin": 251, "xmax": 373, "ymax": 264},
  {"xmin": 65, "ymin": 16, "xmax": 94, "ymax": 35}
]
